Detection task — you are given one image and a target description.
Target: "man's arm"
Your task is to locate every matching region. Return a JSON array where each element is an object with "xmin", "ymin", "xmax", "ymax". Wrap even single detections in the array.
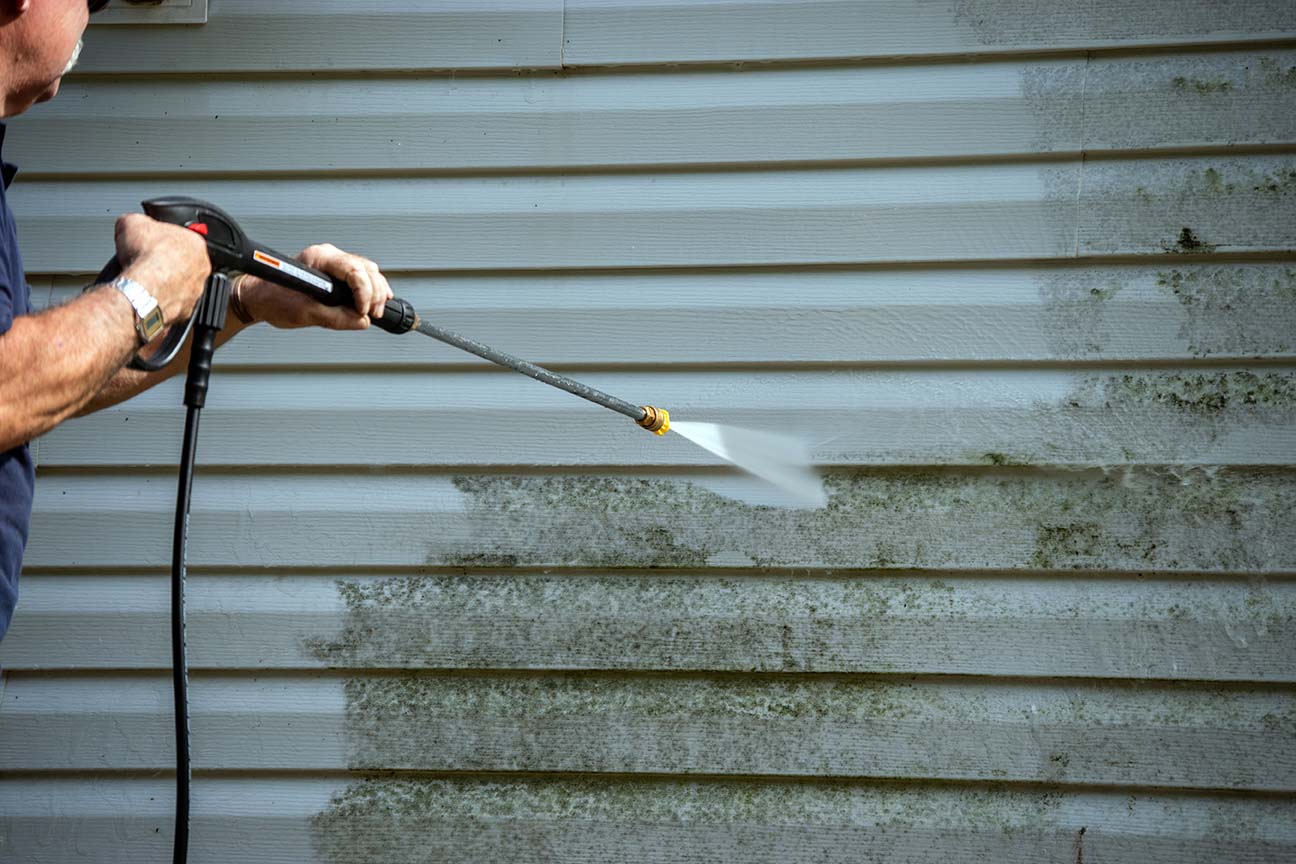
[
  {"xmin": 0, "ymin": 214, "xmax": 210, "ymax": 452},
  {"xmin": 77, "ymin": 304, "xmax": 251, "ymax": 415},
  {"xmin": 0, "ymin": 285, "xmax": 139, "ymax": 450},
  {"xmin": 79, "ymin": 241, "xmax": 396, "ymax": 415}
]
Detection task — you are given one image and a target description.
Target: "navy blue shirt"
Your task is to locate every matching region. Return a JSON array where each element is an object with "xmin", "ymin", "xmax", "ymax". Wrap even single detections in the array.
[{"xmin": 0, "ymin": 122, "xmax": 33, "ymax": 642}]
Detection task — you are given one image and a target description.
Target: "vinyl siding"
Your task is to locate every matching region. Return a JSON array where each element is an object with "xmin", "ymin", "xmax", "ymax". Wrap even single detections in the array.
[{"xmin": 2, "ymin": 2, "xmax": 1294, "ymax": 862}]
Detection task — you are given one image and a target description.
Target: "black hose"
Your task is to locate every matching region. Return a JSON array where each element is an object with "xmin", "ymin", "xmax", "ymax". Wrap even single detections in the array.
[
  {"xmin": 168, "ymin": 272, "xmax": 230, "ymax": 864},
  {"xmin": 170, "ymin": 405, "xmax": 199, "ymax": 864}
]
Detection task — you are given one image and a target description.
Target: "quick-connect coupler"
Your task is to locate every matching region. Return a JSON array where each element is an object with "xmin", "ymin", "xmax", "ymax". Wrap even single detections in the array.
[{"xmin": 637, "ymin": 405, "xmax": 671, "ymax": 435}]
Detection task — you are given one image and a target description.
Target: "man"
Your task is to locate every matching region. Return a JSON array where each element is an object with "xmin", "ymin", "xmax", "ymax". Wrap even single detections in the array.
[{"xmin": 0, "ymin": 0, "xmax": 396, "ymax": 639}]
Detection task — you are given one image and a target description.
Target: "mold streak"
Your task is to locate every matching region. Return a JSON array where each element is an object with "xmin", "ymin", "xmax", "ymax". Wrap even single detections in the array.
[
  {"xmin": 3, "ymin": 673, "xmax": 1293, "ymax": 792},
  {"xmin": 6, "ymin": 573, "xmax": 1293, "ymax": 682},
  {"xmin": 35, "ymin": 467, "xmax": 1296, "ymax": 571},
  {"xmin": 4, "ymin": 775, "xmax": 1295, "ymax": 864}
]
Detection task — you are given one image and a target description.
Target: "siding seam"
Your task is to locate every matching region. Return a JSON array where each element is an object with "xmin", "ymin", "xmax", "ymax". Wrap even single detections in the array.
[
  {"xmin": 559, "ymin": 0, "xmax": 567, "ymax": 69},
  {"xmin": 1074, "ymin": 50, "xmax": 1091, "ymax": 258}
]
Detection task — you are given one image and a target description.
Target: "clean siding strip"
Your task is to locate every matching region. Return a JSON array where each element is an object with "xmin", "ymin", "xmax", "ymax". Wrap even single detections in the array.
[
  {"xmin": 15, "ymin": 155, "xmax": 1295, "ymax": 273},
  {"xmin": 33, "ymin": 366, "xmax": 1296, "ymax": 468},
  {"xmin": 14, "ymin": 60, "xmax": 1088, "ymax": 173},
  {"xmin": 4, "ymin": 574, "xmax": 1291, "ymax": 681},
  {"xmin": 21, "ymin": 51, "xmax": 1296, "ymax": 177},
  {"xmin": 12, "ymin": 164, "xmax": 1081, "ymax": 272},
  {"xmin": 78, "ymin": 0, "xmax": 563, "ymax": 73},
  {"xmin": 68, "ymin": 0, "xmax": 1296, "ymax": 73},
  {"xmin": 41, "ymin": 264, "xmax": 1296, "ymax": 367},
  {"xmin": 2, "ymin": 776, "xmax": 1294, "ymax": 864},
  {"xmin": 1, "ymin": 672, "xmax": 1292, "ymax": 791}
]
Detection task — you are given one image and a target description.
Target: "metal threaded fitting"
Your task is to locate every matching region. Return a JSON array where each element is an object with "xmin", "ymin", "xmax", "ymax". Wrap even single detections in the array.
[{"xmin": 637, "ymin": 405, "xmax": 671, "ymax": 435}]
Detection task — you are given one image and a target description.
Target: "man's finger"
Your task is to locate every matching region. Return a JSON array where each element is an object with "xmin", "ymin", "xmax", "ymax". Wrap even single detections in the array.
[
  {"xmin": 363, "ymin": 259, "xmax": 388, "ymax": 319},
  {"xmin": 346, "ymin": 259, "xmax": 374, "ymax": 317}
]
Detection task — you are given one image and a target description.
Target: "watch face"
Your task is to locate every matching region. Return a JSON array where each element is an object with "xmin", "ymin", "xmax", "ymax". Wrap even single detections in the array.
[{"xmin": 141, "ymin": 305, "xmax": 166, "ymax": 341}]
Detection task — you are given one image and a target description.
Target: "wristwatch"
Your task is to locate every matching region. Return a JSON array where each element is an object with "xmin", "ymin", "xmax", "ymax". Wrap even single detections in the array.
[{"xmin": 111, "ymin": 277, "xmax": 165, "ymax": 345}]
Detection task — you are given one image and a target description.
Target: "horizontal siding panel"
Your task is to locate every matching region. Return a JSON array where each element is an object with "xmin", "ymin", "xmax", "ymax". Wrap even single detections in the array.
[
  {"xmin": 65, "ymin": 0, "xmax": 1296, "ymax": 74},
  {"xmin": 13, "ymin": 166, "xmax": 1079, "ymax": 273},
  {"xmin": 35, "ymin": 367, "xmax": 1296, "ymax": 468},
  {"xmin": 1079, "ymin": 157, "xmax": 1296, "ymax": 256},
  {"xmin": 1084, "ymin": 50, "xmax": 1296, "ymax": 152},
  {"xmin": 4, "ymin": 572, "xmax": 1291, "ymax": 680},
  {"xmin": 3, "ymin": 777, "xmax": 1294, "ymax": 864},
  {"xmin": 16, "ymin": 156, "xmax": 1295, "ymax": 273},
  {"xmin": 562, "ymin": 0, "xmax": 1296, "ymax": 65},
  {"xmin": 25, "ymin": 469, "xmax": 1295, "ymax": 572},
  {"xmin": 13, "ymin": 60, "xmax": 1089, "ymax": 173},
  {"xmin": 78, "ymin": 0, "xmax": 563, "ymax": 73},
  {"xmin": 19, "ymin": 51, "xmax": 1296, "ymax": 177},
  {"xmin": 3, "ymin": 673, "xmax": 1292, "ymax": 790},
  {"xmin": 42, "ymin": 263, "xmax": 1296, "ymax": 366}
]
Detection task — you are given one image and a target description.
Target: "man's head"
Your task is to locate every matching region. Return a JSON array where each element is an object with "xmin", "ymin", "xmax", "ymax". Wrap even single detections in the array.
[{"xmin": 0, "ymin": 1, "xmax": 106, "ymax": 118}]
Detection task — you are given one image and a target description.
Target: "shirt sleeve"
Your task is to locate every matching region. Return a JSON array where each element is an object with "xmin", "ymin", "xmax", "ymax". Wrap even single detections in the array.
[{"xmin": 0, "ymin": 277, "xmax": 14, "ymax": 335}]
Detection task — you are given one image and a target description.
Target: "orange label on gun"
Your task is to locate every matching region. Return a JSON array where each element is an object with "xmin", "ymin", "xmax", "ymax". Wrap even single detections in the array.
[{"xmin": 252, "ymin": 249, "xmax": 333, "ymax": 293}]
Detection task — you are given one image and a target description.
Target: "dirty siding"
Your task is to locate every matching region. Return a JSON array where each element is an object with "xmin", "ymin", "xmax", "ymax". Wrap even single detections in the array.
[{"xmin": 2, "ymin": 1, "xmax": 1295, "ymax": 862}]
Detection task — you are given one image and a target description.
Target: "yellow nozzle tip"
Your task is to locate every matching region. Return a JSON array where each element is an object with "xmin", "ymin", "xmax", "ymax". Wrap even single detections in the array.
[{"xmin": 637, "ymin": 406, "xmax": 670, "ymax": 435}]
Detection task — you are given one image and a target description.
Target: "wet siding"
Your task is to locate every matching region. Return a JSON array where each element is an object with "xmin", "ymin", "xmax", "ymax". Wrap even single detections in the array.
[{"xmin": 2, "ymin": 2, "xmax": 1295, "ymax": 861}]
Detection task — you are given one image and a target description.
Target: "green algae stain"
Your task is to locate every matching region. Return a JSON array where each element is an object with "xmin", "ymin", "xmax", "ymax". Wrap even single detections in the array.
[
  {"xmin": 1172, "ymin": 75, "xmax": 1233, "ymax": 95},
  {"xmin": 1163, "ymin": 226, "xmax": 1217, "ymax": 254},
  {"xmin": 305, "ymin": 570, "xmax": 970, "ymax": 673},
  {"xmin": 1031, "ymin": 522, "xmax": 1103, "ymax": 570},
  {"xmin": 448, "ymin": 470, "xmax": 1293, "ymax": 574},
  {"xmin": 1156, "ymin": 266, "xmax": 1296, "ymax": 357},
  {"xmin": 1084, "ymin": 370, "xmax": 1296, "ymax": 417},
  {"xmin": 311, "ymin": 775, "xmax": 1071, "ymax": 863},
  {"xmin": 1141, "ymin": 162, "xmax": 1295, "ymax": 254},
  {"xmin": 337, "ymin": 674, "xmax": 969, "ymax": 772},
  {"xmin": 1251, "ymin": 168, "xmax": 1296, "ymax": 195},
  {"xmin": 1258, "ymin": 57, "xmax": 1296, "ymax": 88}
]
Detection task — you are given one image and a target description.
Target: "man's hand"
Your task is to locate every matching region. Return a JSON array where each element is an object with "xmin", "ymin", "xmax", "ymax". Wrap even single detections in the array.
[
  {"xmin": 238, "ymin": 243, "xmax": 394, "ymax": 330},
  {"xmin": 112, "ymin": 214, "xmax": 211, "ymax": 326}
]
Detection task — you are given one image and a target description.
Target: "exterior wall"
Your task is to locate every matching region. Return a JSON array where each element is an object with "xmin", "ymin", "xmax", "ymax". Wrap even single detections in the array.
[{"xmin": 2, "ymin": 2, "xmax": 1295, "ymax": 861}]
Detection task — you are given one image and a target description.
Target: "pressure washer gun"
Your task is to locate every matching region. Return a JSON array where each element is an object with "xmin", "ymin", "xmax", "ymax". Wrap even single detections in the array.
[
  {"xmin": 105, "ymin": 195, "xmax": 669, "ymax": 434},
  {"xmin": 96, "ymin": 196, "xmax": 418, "ymax": 376}
]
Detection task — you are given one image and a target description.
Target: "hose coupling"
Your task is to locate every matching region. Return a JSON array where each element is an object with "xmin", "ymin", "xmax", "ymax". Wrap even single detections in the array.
[{"xmin": 637, "ymin": 405, "xmax": 671, "ymax": 436}]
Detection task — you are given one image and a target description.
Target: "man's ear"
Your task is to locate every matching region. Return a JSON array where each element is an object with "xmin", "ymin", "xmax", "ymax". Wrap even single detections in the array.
[{"xmin": 1, "ymin": 0, "xmax": 33, "ymax": 20}]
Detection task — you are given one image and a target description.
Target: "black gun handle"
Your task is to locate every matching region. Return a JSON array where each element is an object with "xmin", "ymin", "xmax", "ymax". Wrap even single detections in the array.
[
  {"xmin": 325, "ymin": 276, "xmax": 418, "ymax": 334},
  {"xmin": 241, "ymin": 243, "xmax": 417, "ymax": 335},
  {"xmin": 94, "ymin": 255, "xmax": 124, "ymax": 285}
]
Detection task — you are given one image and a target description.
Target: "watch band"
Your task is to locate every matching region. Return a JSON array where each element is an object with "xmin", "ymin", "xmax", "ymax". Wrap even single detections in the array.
[{"xmin": 111, "ymin": 277, "xmax": 165, "ymax": 345}]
